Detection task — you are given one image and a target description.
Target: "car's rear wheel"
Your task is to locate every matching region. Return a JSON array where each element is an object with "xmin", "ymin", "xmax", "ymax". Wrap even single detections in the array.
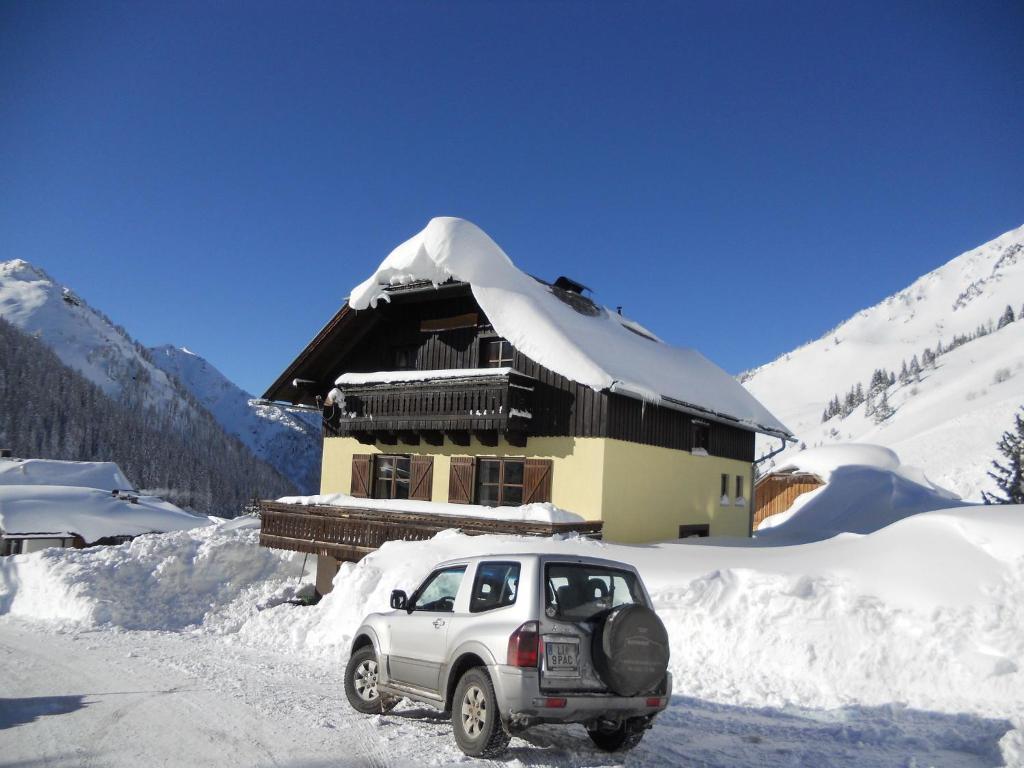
[
  {"xmin": 586, "ymin": 718, "xmax": 648, "ymax": 752},
  {"xmin": 452, "ymin": 668, "xmax": 510, "ymax": 757},
  {"xmin": 344, "ymin": 646, "xmax": 398, "ymax": 714}
]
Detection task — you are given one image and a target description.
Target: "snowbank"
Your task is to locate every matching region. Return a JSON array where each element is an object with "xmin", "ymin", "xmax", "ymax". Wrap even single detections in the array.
[
  {"xmin": 276, "ymin": 492, "xmax": 586, "ymax": 524},
  {"xmin": 756, "ymin": 444, "xmax": 969, "ymax": 543},
  {"xmin": 0, "ymin": 458, "xmax": 133, "ymax": 491},
  {"xmin": 0, "ymin": 485, "xmax": 210, "ymax": 542},
  {"xmin": 0, "ymin": 520, "xmax": 304, "ymax": 629},
  {"xmin": 347, "ymin": 217, "xmax": 790, "ymax": 437}
]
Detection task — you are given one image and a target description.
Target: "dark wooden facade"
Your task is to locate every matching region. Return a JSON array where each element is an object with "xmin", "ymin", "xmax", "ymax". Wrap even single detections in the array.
[
  {"xmin": 753, "ymin": 471, "xmax": 824, "ymax": 529},
  {"xmin": 296, "ymin": 283, "xmax": 756, "ymax": 463}
]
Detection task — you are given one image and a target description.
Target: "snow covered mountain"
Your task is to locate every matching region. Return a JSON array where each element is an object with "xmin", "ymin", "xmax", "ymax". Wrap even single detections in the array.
[
  {"xmin": 149, "ymin": 345, "xmax": 320, "ymax": 491},
  {"xmin": 0, "ymin": 259, "xmax": 319, "ymax": 493},
  {"xmin": 742, "ymin": 224, "xmax": 1024, "ymax": 500}
]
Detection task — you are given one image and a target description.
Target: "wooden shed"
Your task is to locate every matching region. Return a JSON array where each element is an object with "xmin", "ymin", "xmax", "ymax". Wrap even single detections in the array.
[{"xmin": 753, "ymin": 470, "xmax": 824, "ymax": 530}]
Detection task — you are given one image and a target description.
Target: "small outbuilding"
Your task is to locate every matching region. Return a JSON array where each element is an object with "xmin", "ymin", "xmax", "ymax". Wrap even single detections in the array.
[{"xmin": 753, "ymin": 469, "xmax": 824, "ymax": 530}]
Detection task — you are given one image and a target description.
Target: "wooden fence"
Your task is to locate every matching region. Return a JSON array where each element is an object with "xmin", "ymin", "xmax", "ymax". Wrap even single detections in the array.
[{"xmin": 257, "ymin": 500, "xmax": 603, "ymax": 562}]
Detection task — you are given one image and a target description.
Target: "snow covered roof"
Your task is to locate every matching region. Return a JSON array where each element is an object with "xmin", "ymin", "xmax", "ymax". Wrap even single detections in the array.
[
  {"xmin": 336, "ymin": 367, "xmax": 516, "ymax": 387},
  {"xmin": 348, "ymin": 218, "xmax": 791, "ymax": 437},
  {"xmin": 0, "ymin": 485, "xmax": 210, "ymax": 543},
  {"xmin": 0, "ymin": 458, "xmax": 134, "ymax": 492}
]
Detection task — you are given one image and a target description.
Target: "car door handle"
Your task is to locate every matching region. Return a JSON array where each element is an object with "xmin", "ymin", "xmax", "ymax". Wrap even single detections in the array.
[{"xmin": 433, "ymin": 619, "xmax": 446, "ymax": 629}]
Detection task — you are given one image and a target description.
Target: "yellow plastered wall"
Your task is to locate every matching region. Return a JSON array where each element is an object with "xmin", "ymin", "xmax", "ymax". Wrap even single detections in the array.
[
  {"xmin": 319, "ymin": 435, "xmax": 753, "ymax": 543},
  {"xmin": 599, "ymin": 438, "xmax": 753, "ymax": 542}
]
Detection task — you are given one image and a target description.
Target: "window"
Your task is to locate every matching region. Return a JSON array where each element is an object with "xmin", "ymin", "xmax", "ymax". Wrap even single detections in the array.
[
  {"xmin": 392, "ymin": 345, "xmax": 418, "ymax": 371},
  {"xmin": 692, "ymin": 421, "xmax": 710, "ymax": 452},
  {"xmin": 481, "ymin": 338, "xmax": 514, "ymax": 368},
  {"xmin": 411, "ymin": 565, "xmax": 467, "ymax": 613},
  {"xmin": 679, "ymin": 524, "xmax": 710, "ymax": 538},
  {"xmin": 374, "ymin": 455, "xmax": 411, "ymax": 499},
  {"xmin": 544, "ymin": 563, "xmax": 644, "ymax": 621},
  {"xmin": 470, "ymin": 561, "xmax": 520, "ymax": 613},
  {"xmin": 476, "ymin": 458, "xmax": 524, "ymax": 506},
  {"xmin": 735, "ymin": 475, "xmax": 745, "ymax": 505},
  {"xmin": 1, "ymin": 538, "xmax": 22, "ymax": 556},
  {"xmin": 720, "ymin": 473, "xmax": 730, "ymax": 505}
]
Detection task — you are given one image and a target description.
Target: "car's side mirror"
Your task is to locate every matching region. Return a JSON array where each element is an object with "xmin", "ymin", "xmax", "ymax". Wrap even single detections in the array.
[{"xmin": 390, "ymin": 590, "xmax": 407, "ymax": 611}]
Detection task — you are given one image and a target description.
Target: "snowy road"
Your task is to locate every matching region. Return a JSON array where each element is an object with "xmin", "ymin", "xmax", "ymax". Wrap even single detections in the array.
[{"xmin": 0, "ymin": 618, "xmax": 1011, "ymax": 767}]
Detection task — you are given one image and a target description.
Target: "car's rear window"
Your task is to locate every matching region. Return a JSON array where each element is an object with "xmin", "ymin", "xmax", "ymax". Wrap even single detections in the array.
[{"xmin": 544, "ymin": 563, "xmax": 644, "ymax": 621}]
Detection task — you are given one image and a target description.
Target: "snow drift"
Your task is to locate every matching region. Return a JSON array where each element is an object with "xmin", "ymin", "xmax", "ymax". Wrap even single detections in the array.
[
  {"xmin": 755, "ymin": 444, "xmax": 970, "ymax": 543},
  {"xmin": 348, "ymin": 217, "xmax": 790, "ymax": 437}
]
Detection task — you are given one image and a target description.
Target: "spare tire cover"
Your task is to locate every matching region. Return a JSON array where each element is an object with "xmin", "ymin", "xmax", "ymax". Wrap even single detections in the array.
[{"xmin": 591, "ymin": 604, "xmax": 670, "ymax": 697}]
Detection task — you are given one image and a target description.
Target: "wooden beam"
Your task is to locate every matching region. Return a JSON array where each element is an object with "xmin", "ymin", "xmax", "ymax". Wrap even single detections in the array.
[
  {"xmin": 474, "ymin": 430, "xmax": 498, "ymax": 447},
  {"xmin": 505, "ymin": 430, "xmax": 528, "ymax": 448},
  {"xmin": 398, "ymin": 431, "xmax": 420, "ymax": 446},
  {"xmin": 420, "ymin": 430, "xmax": 444, "ymax": 446},
  {"xmin": 420, "ymin": 312, "xmax": 478, "ymax": 333},
  {"xmin": 448, "ymin": 430, "xmax": 471, "ymax": 447}
]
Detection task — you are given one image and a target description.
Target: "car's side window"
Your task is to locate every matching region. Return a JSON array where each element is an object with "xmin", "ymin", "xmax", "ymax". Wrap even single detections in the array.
[
  {"xmin": 410, "ymin": 566, "xmax": 467, "ymax": 613},
  {"xmin": 470, "ymin": 561, "xmax": 521, "ymax": 613}
]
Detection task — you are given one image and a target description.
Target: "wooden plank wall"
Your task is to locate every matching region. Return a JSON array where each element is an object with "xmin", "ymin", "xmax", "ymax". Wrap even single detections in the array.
[{"xmin": 753, "ymin": 475, "xmax": 823, "ymax": 529}]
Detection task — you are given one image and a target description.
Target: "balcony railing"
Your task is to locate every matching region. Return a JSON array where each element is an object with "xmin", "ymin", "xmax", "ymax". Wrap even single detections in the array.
[
  {"xmin": 325, "ymin": 369, "xmax": 534, "ymax": 439},
  {"xmin": 258, "ymin": 500, "xmax": 603, "ymax": 562}
]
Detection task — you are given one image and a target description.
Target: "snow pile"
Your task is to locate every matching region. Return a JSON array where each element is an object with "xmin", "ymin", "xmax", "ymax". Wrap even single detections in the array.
[
  {"xmin": 0, "ymin": 485, "xmax": 209, "ymax": 542},
  {"xmin": 742, "ymin": 223, "xmax": 1024, "ymax": 500},
  {"xmin": 0, "ymin": 458, "xmax": 134, "ymax": 491},
  {"xmin": 277, "ymin": 492, "xmax": 586, "ymax": 524},
  {"xmin": 336, "ymin": 367, "xmax": 514, "ymax": 386},
  {"xmin": 348, "ymin": 217, "xmax": 790, "ymax": 437},
  {"xmin": 756, "ymin": 444, "xmax": 969, "ymax": 543},
  {"xmin": 0, "ymin": 520, "xmax": 303, "ymax": 629}
]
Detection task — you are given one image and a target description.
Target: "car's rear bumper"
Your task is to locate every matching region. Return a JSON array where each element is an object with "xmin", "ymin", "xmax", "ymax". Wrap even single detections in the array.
[{"xmin": 490, "ymin": 665, "xmax": 672, "ymax": 730}]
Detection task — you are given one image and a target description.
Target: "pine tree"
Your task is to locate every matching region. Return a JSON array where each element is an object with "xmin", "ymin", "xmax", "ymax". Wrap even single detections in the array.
[
  {"xmin": 873, "ymin": 388, "xmax": 895, "ymax": 424},
  {"xmin": 898, "ymin": 360, "xmax": 909, "ymax": 384},
  {"xmin": 982, "ymin": 407, "xmax": 1024, "ymax": 504},
  {"xmin": 997, "ymin": 304, "xmax": 1016, "ymax": 329}
]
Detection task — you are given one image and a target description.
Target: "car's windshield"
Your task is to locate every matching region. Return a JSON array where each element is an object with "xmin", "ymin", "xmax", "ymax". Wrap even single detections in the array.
[{"xmin": 544, "ymin": 563, "xmax": 644, "ymax": 621}]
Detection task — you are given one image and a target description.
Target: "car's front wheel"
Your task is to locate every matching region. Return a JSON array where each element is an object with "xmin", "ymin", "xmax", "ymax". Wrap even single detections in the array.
[
  {"xmin": 344, "ymin": 646, "xmax": 397, "ymax": 714},
  {"xmin": 586, "ymin": 717, "xmax": 648, "ymax": 752},
  {"xmin": 451, "ymin": 668, "xmax": 510, "ymax": 757}
]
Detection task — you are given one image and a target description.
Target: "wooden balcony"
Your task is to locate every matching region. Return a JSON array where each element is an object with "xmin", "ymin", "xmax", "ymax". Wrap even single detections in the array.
[
  {"xmin": 257, "ymin": 500, "xmax": 603, "ymax": 562},
  {"xmin": 325, "ymin": 369, "xmax": 535, "ymax": 446}
]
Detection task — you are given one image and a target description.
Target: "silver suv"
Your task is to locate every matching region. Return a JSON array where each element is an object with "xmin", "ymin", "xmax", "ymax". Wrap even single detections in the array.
[{"xmin": 343, "ymin": 553, "xmax": 671, "ymax": 758}]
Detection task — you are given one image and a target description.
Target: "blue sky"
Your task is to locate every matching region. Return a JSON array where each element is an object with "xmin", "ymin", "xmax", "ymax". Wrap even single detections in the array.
[{"xmin": 2, "ymin": 1, "xmax": 1022, "ymax": 396}]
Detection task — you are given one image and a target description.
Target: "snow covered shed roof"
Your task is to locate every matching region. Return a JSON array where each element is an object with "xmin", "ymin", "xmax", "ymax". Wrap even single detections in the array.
[
  {"xmin": 266, "ymin": 217, "xmax": 791, "ymax": 438},
  {"xmin": 0, "ymin": 458, "xmax": 134, "ymax": 492},
  {"xmin": 0, "ymin": 485, "xmax": 210, "ymax": 543}
]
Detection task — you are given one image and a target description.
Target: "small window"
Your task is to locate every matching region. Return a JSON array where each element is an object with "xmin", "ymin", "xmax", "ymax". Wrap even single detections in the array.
[
  {"xmin": 679, "ymin": 524, "xmax": 710, "ymax": 539},
  {"xmin": 720, "ymin": 473, "xmax": 730, "ymax": 504},
  {"xmin": 470, "ymin": 561, "xmax": 521, "ymax": 613},
  {"xmin": 393, "ymin": 345, "xmax": 418, "ymax": 371},
  {"xmin": 374, "ymin": 455, "xmax": 411, "ymax": 499},
  {"xmin": 476, "ymin": 458, "xmax": 525, "ymax": 506},
  {"xmin": 735, "ymin": 475, "xmax": 745, "ymax": 504},
  {"xmin": 481, "ymin": 338, "xmax": 514, "ymax": 368},
  {"xmin": 692, "ymin": 422, "xmax": 710, "ymax": 452},
  {"xmin": 411, "ymin": 565, "xmax": 467, "ymax": 613}
]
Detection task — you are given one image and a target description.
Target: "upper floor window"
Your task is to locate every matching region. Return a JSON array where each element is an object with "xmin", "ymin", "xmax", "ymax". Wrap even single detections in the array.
[
  {"xmin": 720, "ymin": 473, "xmax": 730, "ymax": 505},
  {"xmin": 481, "ymin": 338, "xmax": 514, "ymax": 368},
  {"xmin": 692, "ymin": 421, "xmax": 710, "ymax": 453},
  {"xmin": 374, "ymin": 455, "xmax": 410, "ymax": 499},
  {"xmin": 735, "ymin": 475, "xmax": 746, "ymax": 505},
  {"xmin": 476, "ymin": 457, "xmax": 524, "ymax": 506}
]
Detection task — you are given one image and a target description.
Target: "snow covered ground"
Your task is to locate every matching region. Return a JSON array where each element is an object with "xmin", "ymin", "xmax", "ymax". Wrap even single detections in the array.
[
  {"xmin": 742, "ymin": 223, "xmax": 1024, "ymax": 500},
  {"xmin": 2, "ymin": 504, "xmax": 1022, "ymax": 766}
]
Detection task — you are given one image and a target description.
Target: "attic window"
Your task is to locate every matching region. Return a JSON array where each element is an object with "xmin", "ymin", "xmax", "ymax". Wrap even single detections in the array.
[
  {"xmin": 549, "ymin": 284, "xmax": 601, "ymax": 317},
  {"xmin": 481, "ymin": 338, "xmax": 514, "ymax": 368}
]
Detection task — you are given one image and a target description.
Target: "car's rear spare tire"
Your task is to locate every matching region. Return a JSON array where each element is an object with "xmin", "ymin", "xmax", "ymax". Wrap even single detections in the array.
[{"xmin": 591, "ymin": 604, "xmax": 669, "ymax": 696}]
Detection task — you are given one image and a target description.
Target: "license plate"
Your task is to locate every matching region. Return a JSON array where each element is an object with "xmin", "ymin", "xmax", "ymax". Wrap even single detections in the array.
[{"xmin": 545, "ymin": 641, "xmax": 578, "ymax": 670}]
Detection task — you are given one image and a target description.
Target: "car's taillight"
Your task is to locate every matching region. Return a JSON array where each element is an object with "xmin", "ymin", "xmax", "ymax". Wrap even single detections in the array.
[{"xmin": 507, "ymin": 621, "xmax": 540, "ymax": 667}]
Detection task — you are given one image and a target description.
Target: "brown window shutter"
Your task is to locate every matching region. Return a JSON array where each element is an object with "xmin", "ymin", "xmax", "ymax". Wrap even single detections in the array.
[
  {"xmin": 523, "ymin": 458, "xmax": 553, "ymax": 504},
  {"xmin": 409, "ymin": 456, "xmax": 434, "ymax": 501},
  {"xmin": 448, "ymin": 456, "xmax": 476, "ymax": 504},
  {"xmin": 350, "ymin": 454, "xmax": 372, "ymax": 498}
]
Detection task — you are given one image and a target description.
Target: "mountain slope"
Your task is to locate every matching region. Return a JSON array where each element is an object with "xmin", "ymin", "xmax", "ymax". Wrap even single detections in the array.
[
  {"xmin": 742, "ymin": 224, "xmax": 1024, "ymax": 500},
  {"xmin": 149, "ymin": 345, "xmax": 320, "ymax": 492}
]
